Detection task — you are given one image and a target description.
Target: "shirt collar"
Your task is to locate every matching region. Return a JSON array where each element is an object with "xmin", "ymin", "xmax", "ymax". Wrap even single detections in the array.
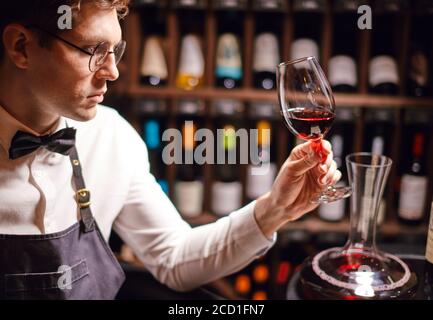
[{"xmin": 0, "ymin": 104, "xmax": 67, "ymax": 156}]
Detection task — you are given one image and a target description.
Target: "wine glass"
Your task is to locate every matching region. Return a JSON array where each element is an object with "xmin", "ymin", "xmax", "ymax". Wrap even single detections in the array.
[{"xmin": 277, "ymin": 56, "xmax": 351, "ymax": 203}]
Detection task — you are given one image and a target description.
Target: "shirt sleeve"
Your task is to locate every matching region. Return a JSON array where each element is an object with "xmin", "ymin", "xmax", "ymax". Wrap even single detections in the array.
[{"xmin": 112, "ymin": 116, "xmax": 277, "ymax": 292}]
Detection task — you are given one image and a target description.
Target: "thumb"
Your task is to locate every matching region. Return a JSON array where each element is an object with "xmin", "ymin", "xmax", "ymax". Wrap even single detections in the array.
[{"xmin": 287, "ymin": 145, "xmax": 321, "ymax": 176}]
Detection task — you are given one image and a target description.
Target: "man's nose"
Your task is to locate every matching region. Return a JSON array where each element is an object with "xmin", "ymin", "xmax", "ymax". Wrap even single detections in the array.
[{"xmin": 95, "ymin": 53, "xmax": 119, "ymax": 81}]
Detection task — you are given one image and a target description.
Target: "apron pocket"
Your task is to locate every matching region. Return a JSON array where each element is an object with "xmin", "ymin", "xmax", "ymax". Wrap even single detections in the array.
[{"xmin": 4, "ymin": 259, "xmax": 89, "ymax": 298}]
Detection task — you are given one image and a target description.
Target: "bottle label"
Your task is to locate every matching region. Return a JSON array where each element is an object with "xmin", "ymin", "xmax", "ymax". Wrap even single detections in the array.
[
  {"xmin": 426, "ymin": 202, "xmax": 433, "ymax": 264},
  {"xmin": 140, "ymin": 36, "xmax": 168, "ymax": 79},
  {"xmin": 211, "ymin": 181, "xmax": 242, "ymax": 216},
  {"xmin": 319, "ymin": 192, "xmax": 346, "ymax": 221},
  {"xmin": 328, "ymin": 55, "xmax": 357, "ymax": 88},
  {"xmin": 369, "ymin": 55, "xmax": 399, "ymax": 87},
  {"xmin": 398, "ymin": 174, "xmax": 428, "ymax": 220},
  {"xmin": 216, "ymin": 33, "xmax": 242, "ymax": 80},
  {"xmin": 291, "ymin": 39, "xmax": 319, "ymax": 63},
  {"xmin": 371, "ymin": 136, "xmax": 384, "ymax": 155},
  {"xmin": 178, "ymin": 35, "xmax": 204, "ymax": 76},
  {"xmin": 253, "ymin": 33, "xmax": 280, "ymax": 72},
  {"xmin": 174, "ymin": 181, "xmax": 204, "ymax": 218}
]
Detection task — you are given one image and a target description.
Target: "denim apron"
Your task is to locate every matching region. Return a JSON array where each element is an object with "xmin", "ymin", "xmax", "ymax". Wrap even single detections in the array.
[{"xmin": 0, "ymin": 146, "xmax": 125, "ymax": 299}]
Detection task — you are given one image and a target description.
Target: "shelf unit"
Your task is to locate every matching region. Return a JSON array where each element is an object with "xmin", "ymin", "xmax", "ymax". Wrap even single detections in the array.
[
  {"xmin": 112, "ymin": 0, "xmax": 433, "ymax": 239},
  {"xmin": 108, "ymin": 2, "xmax": 433, "ymax": 299}
]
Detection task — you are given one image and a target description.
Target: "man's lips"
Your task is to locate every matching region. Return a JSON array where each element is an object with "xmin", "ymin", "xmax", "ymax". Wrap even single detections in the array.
[{"xmin": 87, "ymin": 91, "xmax": 106, "ymax": 98}]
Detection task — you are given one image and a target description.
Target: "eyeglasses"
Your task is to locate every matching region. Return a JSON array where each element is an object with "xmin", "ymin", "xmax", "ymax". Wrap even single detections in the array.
[{"xmin": 27, "ymin": 25, "xmax": 126, "ymax": 72}]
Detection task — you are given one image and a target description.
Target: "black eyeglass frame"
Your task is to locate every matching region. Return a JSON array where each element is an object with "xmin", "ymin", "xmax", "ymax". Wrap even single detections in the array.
[{"xmin": 26, "ymin": 25, "xmax": 126, "ymax": 72}]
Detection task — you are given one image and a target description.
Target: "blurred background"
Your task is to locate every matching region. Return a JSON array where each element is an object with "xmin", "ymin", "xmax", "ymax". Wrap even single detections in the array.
[{"xmin": 106, "ymin": 0, "xmax": 433, "ymax": 299}]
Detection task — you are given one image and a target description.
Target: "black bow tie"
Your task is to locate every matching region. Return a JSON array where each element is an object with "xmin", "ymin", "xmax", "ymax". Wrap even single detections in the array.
[{"xmin": 8, "ymin": 127, "xmax": 76, "ymax": 160}]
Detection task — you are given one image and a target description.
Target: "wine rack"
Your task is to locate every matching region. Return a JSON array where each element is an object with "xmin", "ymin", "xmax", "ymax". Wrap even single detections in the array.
[{"xmin": 106, "ymin": 0, "xmax": 433, "ymax": 299}]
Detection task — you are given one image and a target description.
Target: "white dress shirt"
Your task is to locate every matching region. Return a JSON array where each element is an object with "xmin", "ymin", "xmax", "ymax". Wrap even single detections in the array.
[{"xmin": 0, "ymin": 104, "xmax": 276, "ymax": 292}]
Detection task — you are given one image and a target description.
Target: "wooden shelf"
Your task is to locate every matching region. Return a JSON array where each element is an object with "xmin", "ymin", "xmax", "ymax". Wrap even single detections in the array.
[
  {"xmin": 184, "ymin": 212, "xmax": 428, "ymax": 237},
  {"xmin": 128, "ymin": 86, "xmax": 433, "ymax": 108}
]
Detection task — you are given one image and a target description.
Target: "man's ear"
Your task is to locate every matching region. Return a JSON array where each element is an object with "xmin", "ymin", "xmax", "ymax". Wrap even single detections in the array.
[{"xmin": 2, "ymin": 24, "xmax": 33, "ymax": 69}]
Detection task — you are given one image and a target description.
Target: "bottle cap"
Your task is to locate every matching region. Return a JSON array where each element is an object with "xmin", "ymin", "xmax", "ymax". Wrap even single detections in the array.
[
  {"xmin": 293, "ymin": 0, "xmax": 326, "ymax": 12},
  {"xmin": 178, "ymin": 34, "xmax": 205, "ymax": 77},
  {"xmin": 140, "ymin": 36, "xmax": 168, "ymax": 82},
  {"xmin": 333, "ymin": 0, "xmax": 364, "ymax": 12},
  {"xmin": 249, "ymin": 101, "xmax": 278, "ymax": 119},
  {"xmin": 214, "ymin": 0, "xmax": 247, "ymax": 9},
  {"xmin": 212, "ymin": 99, "xmax": 244, "ymax": 116},
  {"xmin": 369, "ymin": 55, "xmax": 399, "ymax": 87},
  {"xmin": 328, "ymin": 55, "xmax": 357, "ymax": 88},
  {"xmin": 253, "ymin": 33, "xmax": 280, "ymax": 73},
  {"xmin": 215, "ymin": 33, "xmax": 243, "ymax": 81},
  {"xmin": 177, "ymin": 99, "xmax": 204, "ymax": 115},
  {"xmin": 133, "ymin": 99, "xmax": 167, "ymax": 114},
  {"xmin": 291, "ymin": 38, "xmax": 319, "ymax": 62},
  {"xmin": 211, "ymin": 181, "xmax": 243, "ymax": 216},
  {"xmin": 252, "ymin": 0, "xmax": 286, "ymax": 11}
]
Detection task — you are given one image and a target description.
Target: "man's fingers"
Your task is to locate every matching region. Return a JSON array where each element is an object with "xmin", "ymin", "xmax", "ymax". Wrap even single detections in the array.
[
  {"xmin": 319, "ymin": 160, "xmax": 337, "ymax": 184},
  {"xmin": 331, "ymin": 170, "xmax": 342, "ymax": 185},
  {"xmin": 287, "ymin": 149, "xmax": 321, "ymax": 176}
]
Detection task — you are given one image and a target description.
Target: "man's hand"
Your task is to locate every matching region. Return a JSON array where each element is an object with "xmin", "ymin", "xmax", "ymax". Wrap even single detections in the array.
[{"xmin": 253, "ymin": 140, "xmax": 341, "ymax": 239}]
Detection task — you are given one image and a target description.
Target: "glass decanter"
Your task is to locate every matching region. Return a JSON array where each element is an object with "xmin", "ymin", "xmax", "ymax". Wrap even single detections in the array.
[{"xmin": 299, "ymin": 153, "xmax": 418, "ymax": 299}]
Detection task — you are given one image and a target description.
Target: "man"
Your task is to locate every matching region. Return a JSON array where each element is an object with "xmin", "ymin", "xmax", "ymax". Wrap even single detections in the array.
[{"xmin": 0, "ymin": 0, "xmax": 341, "ymax": 299}]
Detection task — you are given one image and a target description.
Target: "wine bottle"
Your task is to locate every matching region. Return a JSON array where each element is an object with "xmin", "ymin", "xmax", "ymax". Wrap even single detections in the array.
[
  {"xmin": 364, "ymin": 109, "xmax": 395, "ymax": 225},
  {"xmin": 318, "ymin": 135, "xmax": 345, "ymax": 221},
  {"xmin": 136, "ymin": 99, "xmax": 169, "ymax": 194},
  {"xmin": 251, "ymin": 262, "xmax": 270, "ymax": 300},
  {"xmin": 369, "ymin": 11, "xmax": 400, "ymax": 94},
  {"xmin": 424, "ymin": 200, "xmax": 433, "ymax": 299},
  {"xmin": 291, "ymin": 38, "xmax": 319, "ymax": 62},
  {"xmin": 398, "ymin": 132, "xmax": 428, "ymax": 225},
  {"xmin": 176, "ymin": 34, "xmax": 204, "ymax": 91},
  {"xmin": 369, "ymin": 56, "xmax": 399, "ymax": 94},
  {"xmin": 211, "ymin": 99, "xmax": 243, "ymax": 216},
  {"xmin": 246, "ymin": 102, "xmax": 277, "ymax": 202},
  {"xmin": 329, "ymin": 11, "xmax": 358, "ymax": 93},
  {"xmin": 406, "ymin": 44, "xmax": 430, "ymax": 97},
  {"xmin": 253, "ymin": 33, "xmax": 279, "ymax": 90},
  {"xmin": 174, "ymin": 101, "xmax": 204, "ymax": 218},
  {"xmin": 215, "ymin": 33, "xmax": 243, "ymax": 89},
  {"xmin": 318, "ymin": 108, "xmax": 355, "ymax": 222},
  {"xmin": 329, "ymin": 56, "xmax": 357, "ymax": 93},
  {"xmin": 140, "ymin": 36, "xmax": 168, "ymax": 87}
]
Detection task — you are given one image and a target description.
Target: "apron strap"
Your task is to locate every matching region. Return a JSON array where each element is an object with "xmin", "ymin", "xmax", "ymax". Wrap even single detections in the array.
[{"xmin": 69, "ymin": 146, "xmax": 95, "ymax": 233}]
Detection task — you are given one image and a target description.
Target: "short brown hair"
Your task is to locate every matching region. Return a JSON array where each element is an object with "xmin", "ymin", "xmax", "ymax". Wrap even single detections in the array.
[{"xmin": 0, "ymin": 0, "xmax": 130, "ymax": 62}]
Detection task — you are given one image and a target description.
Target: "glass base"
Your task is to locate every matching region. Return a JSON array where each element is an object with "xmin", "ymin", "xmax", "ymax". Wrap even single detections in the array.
[
  {"xmin": 310, "ymin": 185, "xmax": 352, "ymax": 204},
  {"xmin": 299, "ymin": 247, "xmax": 418, "ymax": 300}
]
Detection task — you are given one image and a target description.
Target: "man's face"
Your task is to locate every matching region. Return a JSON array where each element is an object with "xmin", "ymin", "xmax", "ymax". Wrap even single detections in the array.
[{"xmin": 27, "ymin": 3, "xmax": 122, "ymax": 121}]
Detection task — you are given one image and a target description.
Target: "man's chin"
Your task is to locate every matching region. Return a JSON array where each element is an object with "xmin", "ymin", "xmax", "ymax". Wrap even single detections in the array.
[{"xmin": 68, "ymin": 104, "xmax": 98, "ymax": 122}]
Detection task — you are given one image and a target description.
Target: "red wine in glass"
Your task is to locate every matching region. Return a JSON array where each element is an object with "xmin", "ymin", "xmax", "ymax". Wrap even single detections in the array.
[{"xmin": 286, "ymin": 108, "xmax": 335, "ymax": 162}]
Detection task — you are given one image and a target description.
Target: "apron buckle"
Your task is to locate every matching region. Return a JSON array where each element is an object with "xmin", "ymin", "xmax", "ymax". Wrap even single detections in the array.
[{"xmin": 76, "ymin": 188, "xmax": 91, "ymax": 208}]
